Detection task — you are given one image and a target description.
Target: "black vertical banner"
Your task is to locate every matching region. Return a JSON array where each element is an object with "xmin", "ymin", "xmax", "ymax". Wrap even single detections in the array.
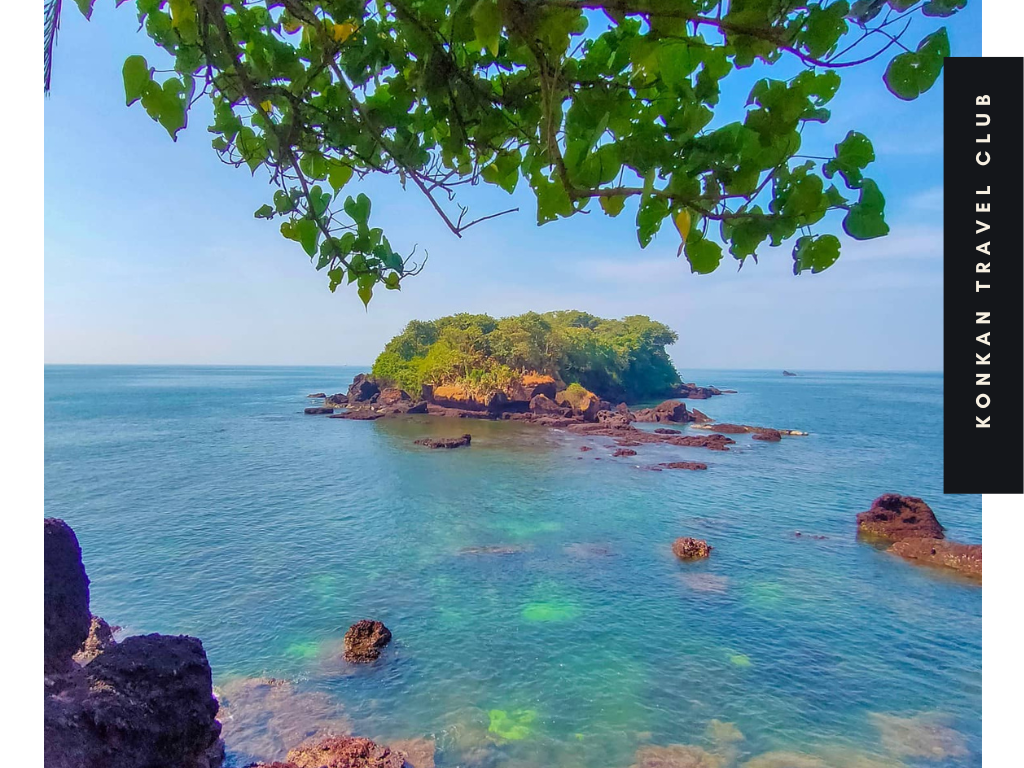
[{"xmin": 943, "ymin": 57, "xmax": 1024, "ymax": 494}]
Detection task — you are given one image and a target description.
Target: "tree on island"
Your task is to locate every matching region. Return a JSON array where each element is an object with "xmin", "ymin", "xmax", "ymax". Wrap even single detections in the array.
[
  {"xmin": 55, "ymin": 0, "xmax": 965, "ymax": 303},
  {"xmin": 371, "ymin": 310, "xmax": 685, "ymax": 401}
]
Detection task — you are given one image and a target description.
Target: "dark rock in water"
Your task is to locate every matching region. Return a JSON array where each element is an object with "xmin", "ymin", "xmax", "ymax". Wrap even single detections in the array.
[
  {"xmin": 44, "ymin": 518, "xmax": 91, "ymax": 674},
  {"xmin": 613, "ymin": 448, "xmax": 638, "ymax": 457},
  {"xmin": 377, "ymin": 388, "xmax": 411, "ymax": 407},
  {"xmin": 690, "ymin": 409, "xmax": 712, "ymax": 424},
  {"xmin": 654, "ymin": 428, "xmax": 680, "ymax": 435},
  {"xmin": 596, "ymin": 410, "xmax": 634, "ymax": 427},
  {"xmin": 672, "ymin": 537, "xmax": 713, "ymax": 560},
  {"xmin": 659, "ymin": 461, "xmax": 708, "ymax": 471},
  {"xmin": 704, "ymin": 423, "xmax": 747, "ymax": 434},
  {"xmin": 579, "ymin": 446, "xmax": 592, "ymax": 452},
  {"xmin": 325, "ymin": 393, "xmax": 349, "ymax": 407},
  {"xmin": 329, "ymin": 410, "xmax": 383, "ymax": 420},
  {"xmin": 633, "ymin": 400, "xmax": 692, "ymax": 423},
  {"xmin": 414, "ymin": 434, "xmax": 471, "ymax": 449},
  {"xmin": 783, "ymin": 370, "xmax": 797, "ymax": 376},
  {"xmin": 306, "ymin": 393, "xmax": 327, "ymax": 399},
  {"xmin": 73, "ymin": 615, "xmax": 118, "ymax": 666},
  {"xmin": 752, "ymin": 429, "xmax": 782, "ymax": 442},
  {"xmin": 406, "ymin": 401, "xmax": 428, "ymax": 414},
  {"xmin": 285, "ymin": 736, "xmax": 406, "ymax": 768},
  {"xmin": 673, "ymin": 382, "xmax": 720, "ymax": 399},
  {"xmin": 46, "ymin": 634, "xmax": 223, "ymax": 768},
  {"xmin": 342, "ymin": 621, "xmax": 392, "ymax": 663},
  {"xmin": 856, "ymin": 494, "xmax": 945, "ymax": 542},
  {"xmin": 794, "ymin": 531, "xmax": 829, "ymax": 540},
  {"xmin": 616, "ymin": 439, "xmax": 643, "ymax": 447},
  {"xmin": 888, "ymin": 538, "xmax": 982, "ymax": 579},
  {"xmin": 347, "ymin": 374, "xmax": 380, "ymax": 403},
  {"xmin": 459, "ymin": 545, "xmax": 528, "ymax": 555},
  {"xmin": 304, "ymin": 407, "xmax": 335, "ymax": 415}
]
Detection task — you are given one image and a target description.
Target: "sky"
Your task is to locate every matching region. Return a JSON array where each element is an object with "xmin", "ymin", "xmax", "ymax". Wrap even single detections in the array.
[{"xmin": 43, "ymin": 4, "xmax": 981, "ymax": 371}]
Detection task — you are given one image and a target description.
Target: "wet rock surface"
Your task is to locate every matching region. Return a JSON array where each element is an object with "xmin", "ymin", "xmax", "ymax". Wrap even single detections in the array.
[
  {"xmin": 414, "ymin": 434, "xmax": 472, "ymax": 449},
  {"xmin": 305, "ymin": 407, "xmax": 336, "ymax": 415},
  {"xmin": 342, "ymin": 621, "xmax": 392, "ymax": 663},
  {"xmin": 751, "ymin": 429, "xmax": 782, "ymax": 442},
  {"xmin": 889, "ymin": 538, "xmax": 982, "ymax": 579},
  {"xmin": 73, "ymin": 615, "xmax": 118, "ymax": 666},
  {"xmin": 672, "ymin": 537, "xmax": 713, "ymax": 560},
  {"xmin": 282, "ymin": 736, "xmax": 407, "ymax": 768},
  {"xmin": 856, "ymin": 494, "xmax": 945, "ymax": 542},
  {"xmin": 657, "ymin": 461, "xmax": 709, "ymax": 471}
]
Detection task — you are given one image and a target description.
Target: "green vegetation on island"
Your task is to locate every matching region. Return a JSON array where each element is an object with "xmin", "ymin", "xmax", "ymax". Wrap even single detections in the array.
[{"xmin": 371, "ymin": 311, "xmax": 682, "ymax": 402}]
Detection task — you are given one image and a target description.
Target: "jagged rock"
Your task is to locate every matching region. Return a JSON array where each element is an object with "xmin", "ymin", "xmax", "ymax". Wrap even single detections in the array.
[
  {"xmin": 73, "ymin": 615, "xmax": 118, "ymax": 666},
  {"xmin": 691, "ymin": 409, "xmax": 712, "ymax": 424},
  {"xmin": 510, "ymin": 374, "xmax": 557, "ymax": 402},
  {"xmin": 347, "ymin": 374, "xmax": 380, "ymax": 404},
  {"xmin": 342, "ymin": 621, "xmax": 392, "ymax": 663},
  {"xmin": 633, "ymin": 400, "xmax": 693, "ymax": 423},
  {"xmin": 889, "ymin": 538, "xmax": 982, "ymax": 579},
  {"xmin": 306, "ymin": 393, "xmax": 327, "ymax": 399},
  {"xmin": 285, "ymin": 736, "xmax": 406, "ymax": 768},
  {"xmin": 377, "ymin": 388, "xmax": 411, "ymax": 407},
  {"xmin": 752, "ymin": 429, "xmax": 782, "ymax": 442},
  {"xmin": 856, "ymin": 494, "xmax": 945, "ymax": 542},
  {"xmin": 44, "ymin": 518, "xmax": 91, "ymax": 674},
  {"xmin": 305, "ymin": 407, "xmax": 335, "ymax": 415},
  {"xmin": 325, "ymin": 393, "xmax": 349, "ymax": 406},
  {"xmin": 613, "ymin": 448, "xmax": 638, "ymax": 457},
  {"xmin": 529, "ymin": 394, "xmax": 566, "ymax": 415},
  {"xmin": 783, "ymin": 370, "xmax": 797, "ymax": 376},
  {"xmin": 414, "ymin": 434, "xmax": 471, "ymax": 449},
  {"xmin": 46, "ymin": 634, "xmax": 223, "ymax": 768},
  {"xmin": 406, "ymin": 401, "xmax": 428, "ymax": 414},
  {"xmin": 672, "ymin": 537, "xmax": 713, "ymax": 560},
  {"xmin": 556, "ymin": 386, "xmax": 602, "ymax": 422}
]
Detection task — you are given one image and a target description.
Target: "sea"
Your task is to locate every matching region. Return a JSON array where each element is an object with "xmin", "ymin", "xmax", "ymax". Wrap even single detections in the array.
[{"xmin": 44, "ymin": 365, "xmax": 981, "ymax": 768}]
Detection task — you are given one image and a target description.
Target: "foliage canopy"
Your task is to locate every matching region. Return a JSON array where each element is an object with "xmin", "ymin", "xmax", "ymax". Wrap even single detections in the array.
[
  {"xmin": 371, "ymin": 310, "xmax": 684, "ymax": 401},
  {"xmin": 70, "ymin": 0, "xmax": 965, "ymax": 302}
]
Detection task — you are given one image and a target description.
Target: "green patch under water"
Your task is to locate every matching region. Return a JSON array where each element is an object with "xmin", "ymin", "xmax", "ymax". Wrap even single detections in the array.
[
  {"xmin": 488, "ymin": 708, "xmax": 538, "ymax": 741},
  {"xmin": 284, "ymin": 640, "xmax": 322, "ymax": 660},
  {"xmin": 522, "ymin": 600, "xmax": 581, "ymax": 622}
]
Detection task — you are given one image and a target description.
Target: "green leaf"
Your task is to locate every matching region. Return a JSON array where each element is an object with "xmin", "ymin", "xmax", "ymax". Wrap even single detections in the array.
[
  {"xmin": 344, "ymin": 193, "xmax": 372, "ymax": 225},
  {"xmin": 800, "ymin": 2, "xmax": 849, "ymax": 59},
  {"xmin": 824, "ymin": 131, "xmax": 875, "ymax": 189},
  {"xmin": 600, "ymin": 195, "xmax": 627, "ymax": 218},
  {"xmin": 843, "ymin": 179, "xmax": 889, "ymax": 240},
  {"xmin": 139, "ymin": 78, "xmax": 188, "ymax": 140},
  {"xmin": 793, "ymin": 234, "xmax": 841, "ymax": 274},
  {"xmin": 122, "ymin": 56, "xmax": 151, "ymax": 106},
  {"xmin": 883, "ymin": 28, "xmax": 950, "ymax": 101},
  {"xmin": 74, "ymin": 0, "xmax": 96, "ymax": 20},
  {"xmin": 327, "ymin": 161, "xmax": 354, "ymax": 194},
  {"xmin": 684, "ymin": 235, "xmax": 723, "ymax": 274},
  {"xmin": 923, "ymin": 0, "xmax": 966, "ymax": 17},
  {"xmin": 254, "ymin": 204, "xmax": 274, "ymax": 219},
  {"xmin": 358, "ymin": 282, "xmax": 373, "ymax": 307},
  {"xmin": 471, "ymin": 0, "xmax": 502, "ymax": 57},
  {"xmin": 295, "ymin": 219, "xmax": 319, "ymax": 256},
  {"xmin": 328, "ymin": 267, "xmax": 344, "ymax": 293},
  {"xmin": 636, "ymin": 196, "xmax": 669, "ymax": 248}
]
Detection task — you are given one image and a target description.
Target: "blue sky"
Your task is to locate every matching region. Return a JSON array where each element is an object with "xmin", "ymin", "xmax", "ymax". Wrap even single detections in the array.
[{"xmin": 44, "ymin": 4, "xmax": 980, "ymax": 371}]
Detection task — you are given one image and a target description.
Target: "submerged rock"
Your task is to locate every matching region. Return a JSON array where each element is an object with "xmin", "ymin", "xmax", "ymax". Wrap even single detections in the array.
[
  {"xmin": 631, "ymin": 743, "xmax": 726, "ymax": 768},
  {"xmin": 304, "ymin": 407, "xmax": 336, "ymax": 415},
  {"xmin": 330, "ymin": 410, "xmax": 384, "ymax": 421},
  {"xmin": 284, "ymin": 736, "xmax": 406, "ymax": 768},
  {"xmin": 856, "ymin": 494, "xmax": 945, "ymax": 542},
  {"xmin": 888, "ymin": 538, "xmax": 982, "ymax": 579},
  {"xmin": 44, "ymin": 518, "xmax": 91, "ymax": 674},
  {"xmin": 743, "ymin": 752, "xmax": 827, "ymax": 768},
  {"xmin": 217, "ymin": 677, "xmax": 350, "ymax": 764},
  {"xmin": 414, "ymin": 434, "xmax": 472, "ymax": 449},
  {"xmin": 672, "ymin": 537, "xmax": 712, "ymax": 560},
  {"xmin": 306, "ymin": 393, "xmax": 327, "ymax": 399},
  {"xmin": 613, "ymin": 448, "xmax": 638, "ymax": 457},
  {"xmin": 869, "ymin": 711, "xmax": 968, "ymax": 761},
  {"xmin": 387, "ymin": 738, "xmax": 435, "ymax": 768},
  {"xmin": 459, "ymin": 545, "xmax": 527, "ymax": 556},
  {"xmin": 342, "ymin": 621, "xmax": 392, "ymax": 663},
  {"xmin": 653, "ymin": 428, "xmax": 681, "ymax": 435}
]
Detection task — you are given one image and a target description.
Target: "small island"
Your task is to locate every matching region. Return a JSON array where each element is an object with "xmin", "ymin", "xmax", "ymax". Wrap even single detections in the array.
[{"xmin": 306, "ymin": 312, "xmax": 810, "ymax": 460}]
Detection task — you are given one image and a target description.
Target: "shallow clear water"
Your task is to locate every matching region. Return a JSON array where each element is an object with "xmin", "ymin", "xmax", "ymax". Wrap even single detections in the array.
[{"xmin": 45, "ymin": 365, "xmax": 981, "ymax": 768}]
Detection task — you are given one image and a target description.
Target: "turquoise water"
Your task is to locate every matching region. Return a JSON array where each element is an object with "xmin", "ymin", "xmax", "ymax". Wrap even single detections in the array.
[{"xmin": 45, "ymin": 366, "xmax": 981, "ymax": 768}]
